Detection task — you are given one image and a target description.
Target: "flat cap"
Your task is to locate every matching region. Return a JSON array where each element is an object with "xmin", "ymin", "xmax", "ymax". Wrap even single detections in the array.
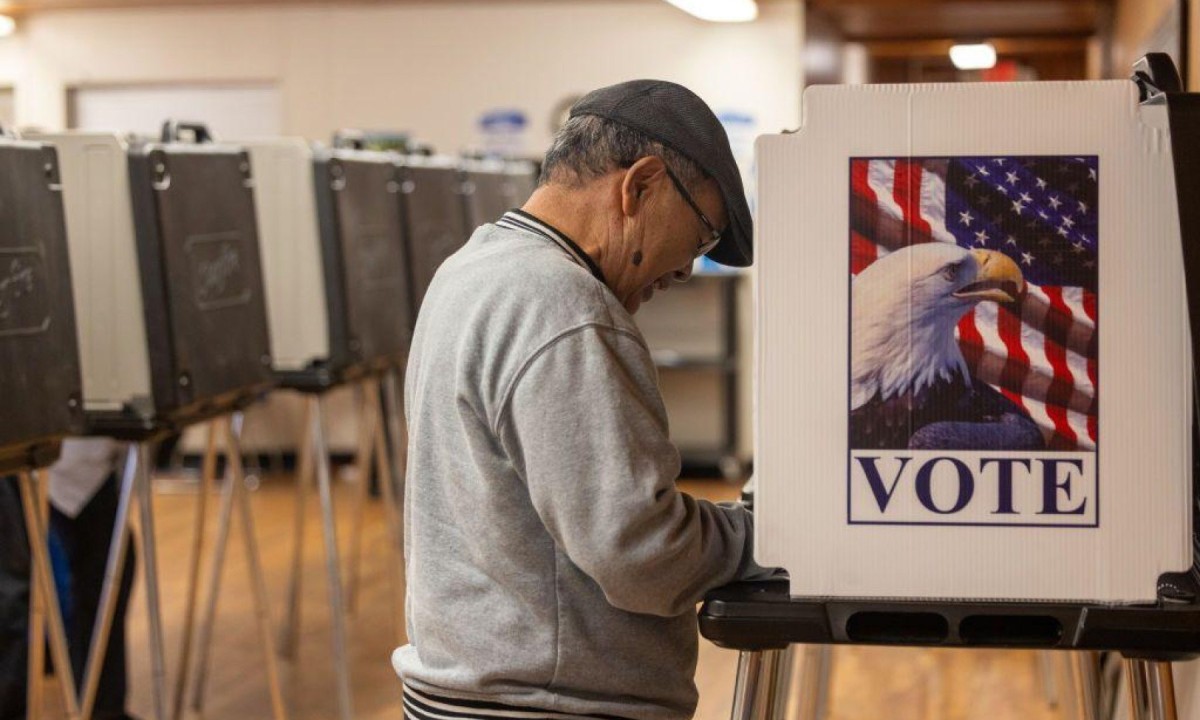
[{"xmin": 570, "ymin": 80, "xmax": 752, "ymax": 267}]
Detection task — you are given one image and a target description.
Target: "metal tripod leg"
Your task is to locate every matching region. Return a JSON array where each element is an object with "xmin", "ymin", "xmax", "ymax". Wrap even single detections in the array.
[
  {"xmin": 80, "ymin": 444, "xmax": 137, "ymax": 720},
  {"xmin": 1125, "ymin": 659, "xmax": 1178, "ymax": 720},
  {"xmin": 1070, "ymin": 651, "xmax": 1102, "ymax": 720},
  {"xmin": 133, "ymin": 443, "xmax": 169, "ymax": 720},
  {"xmin": 731, "ymin": 648, "xmax": 788, "ymax": 720},
  {"xmin": 223, "ymin": 413, "xmax": 289, "ymax": 720},
  {"xmin": 371, "ymin": 388, "xmax": 404, "ymax": 644},
  {"xmin": 311, "ymin": 394, "xmax": 355, "ymax": 720},
  {"xmin": 18, "ymin": 470, "xmax": 81, "ymax": 720},
  {"xmin": 382, "ymin": 369, "xmax": 406, "ymax": 495},
  {"xmin": 796, "ymin": 645, "xmax": 833, "ymax": 720},
  {"xmin": 171, "ymin": 422, "xmax": 218, "ymax": 720},
  {"xmin": 345, "ymin": 379, "xmax": 378, "ymax": 615},
  {"xmin": 279, "ymin": 397, "xmax": 315, "ymax": 659},
  {"xmin": 1037, "ymin": 650, "xmax": 1058, "ymax": 707},
  {"xmin": 189, "ymin": 429, "xmax": 240, "ymax": 713}
]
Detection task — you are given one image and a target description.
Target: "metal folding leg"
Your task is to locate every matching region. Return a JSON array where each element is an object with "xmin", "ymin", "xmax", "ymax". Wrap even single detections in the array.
[
  {"xmin": 730, "ymin": 648, "xmax": 789, "ymax": 720},
  {"xmin": 1125, "ymin": 659, "xmax": 1178, "ymax": 720},
  {"xmin": 79, "ymin": 445, "xmax": 137, "ymax": 720},
  {"xmin": 311, "ymin": 395, "xmax": 355, "ymax": 720},
  {"xmin": 188, "ymin": 433, "xmax": 238, "ymax": 714},
  {"xmin": 279, "ymin": 397, "xmax": 315, "ymax": 659},
  {"xmin": 223, "ymin": 414, "xmax": 289, "ymax": 720},
  {"xmin": 796, "ymin": 645, "xmax": 833, "ymax": 720},
  {"xmin": 345, "ymin": 380, "xmax": 378, "ymax": 614},
  {"xmin": 1037, "ymin": 650, "xmax": 1058, "ymax": 707},
  {"xmin": 1070, "ymin": 651, "xmax": 1102, "ymax": 720},
  {"xmin": 370, "ymin": 388, "xmax": 405, "ymax": 643},
  {"xmin": 134, "ymin": 443, "xmax": 170, "ymax": 720},
  {"xmin": 382, "ymin": 369, "xmax": 407, "ymax": 507},
  {"xmin": 18, "ymin": 470, "xmax": 81, "ymax": 720},
  {"xmin": 187, "ymin": 415, "xmax": 288, "ymax": 720},
  {"xmin": 171, "ymin": 423, "xmax": 218, "ymax": 720}
]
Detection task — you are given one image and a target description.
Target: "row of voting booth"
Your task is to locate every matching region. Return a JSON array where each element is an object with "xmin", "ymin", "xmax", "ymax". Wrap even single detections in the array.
[{"xmin": 2, "ymin": 120, "xmax": 537, "ymax": 720}]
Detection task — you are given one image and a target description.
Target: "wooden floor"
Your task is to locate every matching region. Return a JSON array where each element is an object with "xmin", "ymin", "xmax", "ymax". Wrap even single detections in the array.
[{"xmin": 35, "ymin": 472, "xmax": 1064, "ymax": 720}]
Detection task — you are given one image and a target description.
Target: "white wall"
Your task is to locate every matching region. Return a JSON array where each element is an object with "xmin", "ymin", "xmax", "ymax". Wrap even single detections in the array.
[{"xmin": 3, "ymin": 0, "xmax": 802, "ymax": 152}]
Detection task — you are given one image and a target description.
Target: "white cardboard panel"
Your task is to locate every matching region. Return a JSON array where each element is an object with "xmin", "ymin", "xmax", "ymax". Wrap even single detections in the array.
[
  {"xmin": 241, "ymin": 138, "xmax": 330, "ymax": 371},
  {"xmin": 30, "ymin": 132, "xmax": 153, "ymax": 412},
  {"xmin": 756, "ymin": 80, "xmax": 1192, "ymax": 602}
]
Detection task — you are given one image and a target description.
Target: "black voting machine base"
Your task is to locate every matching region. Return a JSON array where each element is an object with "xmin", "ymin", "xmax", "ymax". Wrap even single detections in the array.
[{"xmin": 698, "ymin": 55, "xmax": 1200, "ymax": 665}]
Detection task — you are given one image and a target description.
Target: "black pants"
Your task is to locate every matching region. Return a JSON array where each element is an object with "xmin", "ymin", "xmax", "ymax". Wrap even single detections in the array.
[{"xmin": 0, "ymin": 474, "xmax": 136, "ymax": 720}]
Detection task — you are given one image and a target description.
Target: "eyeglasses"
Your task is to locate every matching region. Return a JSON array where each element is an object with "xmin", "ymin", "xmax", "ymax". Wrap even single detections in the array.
[{"xmin": 664, "ymin": 166, "xmax": 722, "ymax": 258}]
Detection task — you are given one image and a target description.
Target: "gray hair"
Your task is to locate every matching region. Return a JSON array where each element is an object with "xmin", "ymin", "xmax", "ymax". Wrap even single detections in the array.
[{"xmin": 539, "ymin": 114, "xmax": 706, "ymax": 190}]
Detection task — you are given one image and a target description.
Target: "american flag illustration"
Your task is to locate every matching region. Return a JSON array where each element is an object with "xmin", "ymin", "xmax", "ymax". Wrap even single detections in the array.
[{"xmin": 850, "ymin": 156, "xmax": 1098, "ymax": 450}]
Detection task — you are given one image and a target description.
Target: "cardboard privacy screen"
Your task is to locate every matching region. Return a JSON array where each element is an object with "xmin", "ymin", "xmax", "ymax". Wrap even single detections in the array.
[{"xmin": 756, "ymin": 80, "xmax": 1192, "ymax": 602}]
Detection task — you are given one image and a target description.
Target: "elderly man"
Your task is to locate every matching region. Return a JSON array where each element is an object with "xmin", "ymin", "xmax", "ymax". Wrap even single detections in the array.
[{"xmin": 395, "ymin": 80, "xmax": 763, "ymax": 720}]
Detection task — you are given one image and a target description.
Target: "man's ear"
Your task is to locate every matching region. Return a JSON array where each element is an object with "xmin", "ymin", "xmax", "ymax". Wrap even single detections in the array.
[{"xmin": 620, "ymin": 156, "xmax": 667, "ymax": 218}]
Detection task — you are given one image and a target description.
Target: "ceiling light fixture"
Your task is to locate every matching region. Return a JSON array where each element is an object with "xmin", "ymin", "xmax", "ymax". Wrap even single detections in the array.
[
  {"xmin": 950, "ymin": 43, "xmax": 997, "ymax": 71},
  {"xmin": 0, "ymin": 15, "xmax": 14, "ymax": 37},
  {"xmin": 663, "ymin": 0, "xmax": 758, "ymax": 23}
]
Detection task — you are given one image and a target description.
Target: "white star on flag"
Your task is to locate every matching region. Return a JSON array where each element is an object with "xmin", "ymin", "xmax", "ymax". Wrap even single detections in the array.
[
  {"xmin": 1005, "ymin": 171, "xmax": 1019, "ymax": 185},
  {"xmin": 975, "ymin": 229, "xmax": 989, "ymax": 244},
  {"xmin": 1011, "ymin": 200, "xmax": 1025, "ymax": 215},
  {"xmin": 1048, "ymin": 195, "xmax": 1062, "ymax": 209},
  {"xmin": 976, "ymin": 165, "xmax": 990, "ymax": 176},
  {"xmin": 1035, "ymin": 177, "xmax": 1048, "ymax": 190},
  {"xmin": 1019, "ymin": 192, "xmax": 1032, "ymax": 203},
  {"xmin": 1062, "ymin": 215, "xmax": 1075, "ymax": 229},
  {"xmin": 1005, "ymin": 235, "xmax": 1017, "ymax": 246},
  {"xmin": 1021, "ymin": 251, "xmax": 1035, "ymax": 266},
  {"xmin": 959, "ymin": 210, "xmax": 974, "ymax": 226}
]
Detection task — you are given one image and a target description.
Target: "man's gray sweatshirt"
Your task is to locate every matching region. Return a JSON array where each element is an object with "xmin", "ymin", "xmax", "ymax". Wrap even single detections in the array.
[{"xmin": 393, "ymin": 211, "xmax": 759, "ymax": 720}]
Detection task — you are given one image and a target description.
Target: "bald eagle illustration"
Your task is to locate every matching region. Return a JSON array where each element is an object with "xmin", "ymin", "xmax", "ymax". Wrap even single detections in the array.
[{"xmin": 850, "ymin": 244, "xmax": 1046, "ymax": 450}]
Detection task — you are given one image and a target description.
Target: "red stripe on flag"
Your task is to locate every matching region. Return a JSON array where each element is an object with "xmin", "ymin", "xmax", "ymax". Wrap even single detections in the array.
[
  {"xmin": 1040, "ymin": 287, "xmax": 1082, "ymax": 411},
  {"xmin": 1081, "ymin": 289, "xmax": 1097, "ymax": 321},
  {"xmin": 1082, "ymin": 290, "xmax": 1098, "ymax": 390},
  {"xmin": 1000, "ymin": 387, "xmax": 1028, "ymax": 411},
  {"xmin": 893, "ymin": 159, "xmax": 933, "ymax": 243},
  {"xmin": 957, "ymin": 311, "xmax": 985, "ymax": 372},
  {"xmin": 1046, "ymin": 404, "xmax": 1079, "ymax": 448},
  {"xmin": 995, "ymin": 304, "xmax": 1032, "ymax": 395},
  {"xmin": 851, "ymin": 232, "xmax": 878, "ymax": 275}
]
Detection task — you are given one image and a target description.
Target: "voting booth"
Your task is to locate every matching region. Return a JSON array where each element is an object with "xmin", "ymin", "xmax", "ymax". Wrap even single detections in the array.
[
  {"xmin": 234, "ymin": 138, "xmax": 413, "ymax": 720},
  {"xmin": 461, "ymin": 157, "xmax": 539, "ymax": 229},
  {"xmin": 0, "ymin": 137, "xmax": 85, "ymax": 472},
  {"xmin": 313, "ymin": 147, "xmax": 413, "ymax": 375},
  {"xmin": 33, "ymin": 128, "xmax": 275, "ymax": 435},
  {"xmin": 244, "ymin": 139, "xmax": 414, "ymax": 386},
  {"xmin": 397, "ymin": 155, "xmax": 470, "ymax": 311},
  {"xmin": 701, "ymin": 56, "xmax": 1200, "ymax": 720},
  {"xmin": 754, "ymin": 68, "xmax": 1191, "ymax": 605}
]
